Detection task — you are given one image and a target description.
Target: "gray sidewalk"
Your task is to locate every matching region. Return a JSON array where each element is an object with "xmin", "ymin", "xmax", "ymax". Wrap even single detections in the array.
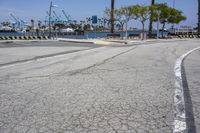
[{"xmin": 184, "ymin": 49, "xmax": 200, "ymax": 132}]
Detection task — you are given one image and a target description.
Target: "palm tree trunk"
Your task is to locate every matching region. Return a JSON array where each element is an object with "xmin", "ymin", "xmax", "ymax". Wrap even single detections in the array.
[
  {"xmin": 198, "ymin": 0, "xmax": 200, "ymax": 33},
  {"xmin": 148, "ymin": 0, "xmax": 155, "ymax": 37},
  {"xmin": 162, "ymin": 22, "xmax": 166, "ymax": 37},
  {"xmin": 111, "ymin": 0, "xmax": 115, "ymax": 33},
  {"xmin": 121, "ymin": 23, "xmax": 124, "ymax": 40},
  {"xmin": 142, "ymin": 22, "xmax": 145, "ymax": 40}
]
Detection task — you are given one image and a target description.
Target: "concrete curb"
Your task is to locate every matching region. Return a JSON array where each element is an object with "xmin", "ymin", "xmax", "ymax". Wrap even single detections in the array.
[
  {"xmin": 57, "ymin": 38, "xmax": 94, "ymax": 44},
  {"xmin": 57, "ymin": 38, "xmax": 114, "ymax": 45},
  {"xmin": 174, "ymin": 47, "xmax": 200, "ymax": 133}
]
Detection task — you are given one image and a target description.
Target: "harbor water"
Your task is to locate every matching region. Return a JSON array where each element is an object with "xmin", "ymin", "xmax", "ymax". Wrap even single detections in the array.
[{"xmin": 0, "ymin": 30, "xmax": 168, "ymax": 39}]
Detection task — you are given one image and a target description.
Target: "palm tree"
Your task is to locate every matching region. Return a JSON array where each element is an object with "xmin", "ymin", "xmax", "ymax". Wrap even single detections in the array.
[
  {"xmin": 148, "ymin": 0, "xmax": 155, "ymax": 37},
  {"xmin": 38, "ymin": 20, "xmax": 42, "ymax": 29},
  {"xmin": 31, "ymin": 19, "xmax": 34, "ymax": 30},
  {"xmin": 198, "ymin": 0, "xmax": 200, "ymax": 33},
  {"xmin": 111, "ymin": 0, "xmax": 115, "ymax": 33}
]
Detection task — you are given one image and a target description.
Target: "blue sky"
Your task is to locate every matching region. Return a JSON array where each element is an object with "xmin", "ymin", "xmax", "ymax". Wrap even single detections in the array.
[{"xmin": 0, "ymin": 0, "xmax": 198, "ymax": 29}]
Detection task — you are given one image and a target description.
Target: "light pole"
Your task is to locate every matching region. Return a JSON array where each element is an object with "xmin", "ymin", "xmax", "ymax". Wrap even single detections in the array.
[
  {"xmin": 49, "ymin": 1, "xmax": 52, "ymax": 39},
  {"xmin": 48, "ymin": 1, "xmax": 58, "ymax": 39},
  {"xmin": 156, "ymin": 10, "xmax": 161, "ymax": 39}
]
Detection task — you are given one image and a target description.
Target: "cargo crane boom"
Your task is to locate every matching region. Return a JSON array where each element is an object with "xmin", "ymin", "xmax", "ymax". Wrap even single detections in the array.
[
  {"xmin": 53, "ymin": 11, "xmax": 60, "ymax": 20},
  {"xmin": 10, "ymin": 13, "xmax": 21, "ymax": 30},
  {"xmin": 10, "ymin": 14, "xmax": 19, "ymax": 22},
  {"xmin": 62, "ymin": 10, "xmax": 71, "ymax": 22},
  {"xmin": 46, "ymin": 11, "xmax": 49, "ymax": 16}
]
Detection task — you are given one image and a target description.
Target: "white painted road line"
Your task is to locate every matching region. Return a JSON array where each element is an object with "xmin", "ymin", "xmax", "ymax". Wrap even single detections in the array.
[{"xmin": 174, "ymin": 47, "xmax": 200, "ymax": 133}]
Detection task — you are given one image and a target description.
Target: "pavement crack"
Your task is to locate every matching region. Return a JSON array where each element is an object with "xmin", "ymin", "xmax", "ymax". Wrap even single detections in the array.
[
  {"xmin": 0, "ymin": 48, "xmax": 93, "ymax": 68},
  {"xmin": 65, "ymin": 46, "xmax": 137, "ymax": 76}
]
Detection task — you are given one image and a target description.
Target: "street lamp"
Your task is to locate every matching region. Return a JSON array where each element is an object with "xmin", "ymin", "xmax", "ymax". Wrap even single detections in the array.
[
  {"xmin": 156, "ymin": 10, "xmax": 161, "ymax": 39},
  {"xmin": 48, "ymin": 1, "xmax": 58, "ymax": 39}
]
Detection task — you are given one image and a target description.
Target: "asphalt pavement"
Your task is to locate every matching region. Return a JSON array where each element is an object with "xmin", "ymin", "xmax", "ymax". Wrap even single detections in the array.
[
  {"xmin": 0, "ymin": 41, "xmax": 102, "ymax": 66},
  {"xmin": 0, "ymin": 39, "xmax": 199, "ymax": 133}
]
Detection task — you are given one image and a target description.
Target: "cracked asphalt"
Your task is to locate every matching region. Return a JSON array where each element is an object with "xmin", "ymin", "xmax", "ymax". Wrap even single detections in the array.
[
  {"xmin": 0, "ymin": 41, "xmax": 102, "ymax": 66},
  {"xmin": 0, "ymin": 39, "xmax": 199, "ymax": 133}
]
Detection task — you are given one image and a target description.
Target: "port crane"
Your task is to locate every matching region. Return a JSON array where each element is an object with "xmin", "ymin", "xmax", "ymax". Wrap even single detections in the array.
[
  {"xmin": 10, "ymin": 14, "xmax": 26, "ymax": 31},
  {"xmin": 46, "ymin": 11, "xmax": 49, "ymax": 16},
  {"xmin": 46, "ymin": 11, "xmax": 59, "ymax": 25},
  {"xmin": 10, "ymin": 13, "xmax": 20, "ymax": 30},
  {"xmin": 53, "ymin": 11, "xmax": 60, "ymax": 21},
  {"xmin": 62, "ymin": 10, "xmax": 72, "ymax": 23},
  {"xmin": 52, "ymin": 11, "xmax": 63, "ymax": 24}
]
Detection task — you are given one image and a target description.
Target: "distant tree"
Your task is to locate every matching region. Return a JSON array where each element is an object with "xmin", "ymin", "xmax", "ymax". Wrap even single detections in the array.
[
  {"xmin": 41, "ymin": 25, "xmax": 46, "ymax": 30},
  {"xmin": 38, "ymin": 20, "xmax": 42, "ymax": 29},
  {"xmin": 86, "ymin": 17, "xmax": 92, "ymax": 25},
  {"xmin": 1, "ymin": 21, "xmax": 11, "ymax": 27},
  {"xmin": 105, "ymin": 8, "xmax": 122, "ymax": 31},
  {"xmin": 54, "ymin": 23, "xmax": 65, "ymax": 31},
  {"xmin": 151, "ymin": 3, "xmax": 186, "ymax": 36},
  {"xmin": 130, "ymin": 5, "xmax": 151, "ymax": 40},
  {"xmin": 102, "ymin": 18, "xmax": 108, "ymax": 30},
  {"xmin": 85, "ymin": 17, "xmax": 92, "ymax": 31},
  {"xmin": 83, "ymin": 24, "xmax": 91, "ymax": 31},
  {"xmin": 104, "ymin": 8, "xmax": 113, "ymax": 28},
  {"xmin": 30, "ymin": 19, "xmax": 34, "ymax": 30},
  {"xmin": 105, "ymin": 7, "xmax": 131, "ymax": 33},
  {"xmin": 167, "ymin": 8, "xmax": 186, "ymax": 27},
  {"xmin": 115, "ymin": 8, "xmax": 126, "ymax": 32},
  {"xmin": 80, "ymin": 20, "xmax": 85, "ymax": 25},
  {"xmin": 69, "ymin": 23, "xmax": 76, "ymax": 29}
]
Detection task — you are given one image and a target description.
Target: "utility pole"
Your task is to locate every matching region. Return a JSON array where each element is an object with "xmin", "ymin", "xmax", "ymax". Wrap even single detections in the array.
[
  {"xmin": 48, "ymin": 1, "xmax": 58, "ymax": 39},
  {"xmin": 111, "ymin": 0, "xmax": 115, "ymax": 33}
]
